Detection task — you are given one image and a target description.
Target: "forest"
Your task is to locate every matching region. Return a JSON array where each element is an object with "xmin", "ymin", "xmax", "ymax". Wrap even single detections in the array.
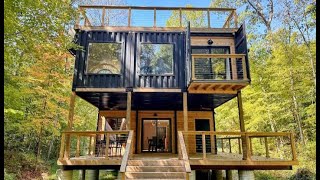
[{"xmin": 4, "ymin": 0, "xmax": 316, "ymax": 179}]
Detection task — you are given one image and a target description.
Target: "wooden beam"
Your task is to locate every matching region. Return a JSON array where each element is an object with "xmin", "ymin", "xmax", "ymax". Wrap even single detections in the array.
[
  {"xmin": 133, "ymin": 88, "xmax": 181, "ymax": 93},
  {"xmin": 79, "ymin": 5, "xmax": 236, "ymax": 11},
  {"xmin": 126, "ymin": 92, "xmax": 132, "ymax": 130},
  {"xmin": 183, "ymin": 92, "xmax": 189, "ymax": 153},
  {"xmin": 102, "ymin": 7, "xmax": 106, "ymax": 26},
  {"xmin": 75, "ymin": 88, "xmax": 126, "ymax": 92},
  {"xmin": 237, "ymin": 91, "xmax": 245, "ymax": 132}
]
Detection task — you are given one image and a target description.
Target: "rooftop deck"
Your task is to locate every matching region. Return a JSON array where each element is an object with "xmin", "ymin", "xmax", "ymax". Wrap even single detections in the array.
[{"xmin": 75, "ymin": 5, "xmax": 239, "ymax": 32}]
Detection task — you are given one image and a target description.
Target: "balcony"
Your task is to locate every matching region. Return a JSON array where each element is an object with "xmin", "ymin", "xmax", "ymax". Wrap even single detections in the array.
[{"xmin": 187, "ymin": 54, "xmax": 250, "ymax": 94}]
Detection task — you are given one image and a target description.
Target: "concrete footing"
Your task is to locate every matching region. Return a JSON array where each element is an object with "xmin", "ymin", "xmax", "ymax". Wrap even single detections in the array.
[
  {"xmin": 60, "ymin": 170, "xmax": 73, "ymax": 180},
  {"xmin": 86, "ymin": 170, "xmax": 99, "ymax": 180},
  {"xmin": 239, "ymin": 170, "xmax": 254, "ymax": 180}
]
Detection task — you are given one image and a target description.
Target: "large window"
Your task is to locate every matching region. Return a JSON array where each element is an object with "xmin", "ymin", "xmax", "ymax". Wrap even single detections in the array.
[
  {"xmin": 87, "ymin": 43, "xmax": 122, "ymax": 74},
  {"xmin": 140, "ymin": 44, "xmax": 174, "ymax": 75}
]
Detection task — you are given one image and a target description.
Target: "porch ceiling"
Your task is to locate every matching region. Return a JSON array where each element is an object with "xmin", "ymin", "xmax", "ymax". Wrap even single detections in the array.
[{"xmin": 76, "ymin": 92, "xmax": 236, "ymax": 111}]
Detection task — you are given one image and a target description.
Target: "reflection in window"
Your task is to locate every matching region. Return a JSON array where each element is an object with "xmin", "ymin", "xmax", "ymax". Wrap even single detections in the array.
[
  {"xmin": 140, "ymin": 44, "xmax": 173, "ymax": 75},
  {"xmin": 87, "ymin": 43, "xmax": 121, "ymax": 74}
]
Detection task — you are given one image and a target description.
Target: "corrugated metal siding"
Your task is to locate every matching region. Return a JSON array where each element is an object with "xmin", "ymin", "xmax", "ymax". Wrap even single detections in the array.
[
  {"xmin": 235, "ymin": 23, "xmax": 250, "ymax": 80},
  {"xmin": 73, "ymin": 30, "xmax": 185, "ymax": 89}
]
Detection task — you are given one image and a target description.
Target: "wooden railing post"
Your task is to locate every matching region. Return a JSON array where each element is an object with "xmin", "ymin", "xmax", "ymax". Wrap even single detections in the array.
[
  {"xmin": 242, "ymin": 55, "xmax": 248, "ymax": 80},
  {"xmin": 221, "ymin": 139, "xmax": 224, "ymax": 152},
  {"xmin": 179, "ymin": 8, "xmax": 182, "ymax": 27},
  {"xmin": 202, "ymin": 132, "xmax": 206, "ymax": 159},
  {"xmin": 290, "ymin": 133, "xmax": 297, "ymax": 161},
  {"xmin": 153, "ymin": 8, "xmax": 156, "ymax": 28},
  {"xmin": 120, "ymin": 131, "xmax": 134, "ymax": 175},
  {"xmin": 228, "ymin": 138, "xmax": 232, "ymax": 153},
  {"xmin": 88, "ymin": 135, "xmax": 92, "ymax": 155},
  {"xmin": 238, "ymin": 137, "xmax": 242, "ymax": 154},
  {"xmin": 105, "ymin": 133, "xmax": 110, "ymax": 159},
  {"xmin": 59, "ymin": 133, "xmax": 65, "ymax": 159},
  {"xmin": 102, "ymin": 7, "xmax": 106, "ymax": 26},
  {"xmin": 207, "ymin": 9, "xmax": 210, "ymax": 28},
  {"xmin": 128, "ymin": 7, "xmax": 131, "ymax": 27},
  {"xmin": 243, "ymin": 133, "xmax": 251, "ymax": 160},
  {"xmin": 191, "ymin": 56, "xmax": 195, "ymax": 80},
  {"xmin": 76, "ymin": 135, "xmax": 80, "ymax": 157},
  {"xmin": 249, "ymin": 137, "xmax": 253, "ymax": 155},
  {"xmin": 265, "ymin": 137, "xmax": 269, "ymax": 158}
]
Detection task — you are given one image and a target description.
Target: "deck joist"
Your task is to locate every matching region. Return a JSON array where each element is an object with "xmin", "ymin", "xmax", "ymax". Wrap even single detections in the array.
[{"xmin": 188, "ymin": 81, "xmax": 249, "ymax": 94}]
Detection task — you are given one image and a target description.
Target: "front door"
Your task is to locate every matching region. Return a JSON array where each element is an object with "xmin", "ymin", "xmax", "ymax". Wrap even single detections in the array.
[{"xmin": 142, "ymin": 119, "xmax": 171, "ymax": 153}]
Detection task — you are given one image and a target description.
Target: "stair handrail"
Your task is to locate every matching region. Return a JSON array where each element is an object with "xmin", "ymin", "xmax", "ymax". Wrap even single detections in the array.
[
  {"xmin": 119, "ymin": 130, "xmax": 134, "ymax": 175},
  {"xmin": 178, "ymin": 131, "xmax": 191, "ymax": 173}
]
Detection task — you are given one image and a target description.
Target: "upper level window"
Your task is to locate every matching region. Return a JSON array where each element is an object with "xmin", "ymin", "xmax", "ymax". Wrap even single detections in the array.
[
  {"xmin": 87, "ymin": 43, "xmax": 121, "ymax": 74},
  {"xmin": 140, "ymin": 44, "xmax": 173, "ymax": 75}
]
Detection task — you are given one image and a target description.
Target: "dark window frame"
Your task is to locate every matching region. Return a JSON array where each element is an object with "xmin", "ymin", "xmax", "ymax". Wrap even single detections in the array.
[
  {"xmin": 85, "ymin": 42, "xmax": 124, "ymax": 75},
  {"xmin": 138, "ymin": 43, "xmax": 175, "ymax": 76}
]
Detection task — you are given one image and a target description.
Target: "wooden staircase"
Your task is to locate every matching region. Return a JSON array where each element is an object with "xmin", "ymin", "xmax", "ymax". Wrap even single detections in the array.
[{"xmin": 121, "ymin": 159, "xmax": 187, "ymax": 179}]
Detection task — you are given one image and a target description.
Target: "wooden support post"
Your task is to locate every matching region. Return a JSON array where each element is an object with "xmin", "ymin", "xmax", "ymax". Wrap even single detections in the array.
[
  {"xmin": 229, "ymin": 138, "xmax": 232, "ymax": 153},
  {"xmin": 105, "ymin": 133, "xmax": 110, "ymax": 159},
  {"xmin": 244, "ymin": 133, "xmax": 251, "ymax": 160},
  {"xmin": 290, "ymin": 133, "xmax": 297, "ymax": 161},
  {"xmin": 211, "ymin": 134, "xmax": 215, "ymax": 155},
  {"xmin": 92, "ymin": 135, "xmax": 96, "ymax": 155},
  {"xmin": 231, "ymin": 58, "xmax": 237, "ymax": 80},
  {"xmin": 202, "ymin": 132, "xmax": 206, "ymax": 159},
  {"xmin": 242, "ymin": 55, "xmax": 248, "ymax": 80},
  {"xmin": 183, "ymin": 92, "xmax": 188, "ymax": 152},
  {"xmin": 237, "ymin": 91, "xmax": 249, "ymax": 160},
  {"xmin": 265, "ymin": 137, "xmax": 269, "ymax": 158},
  {"xmin": 76, "ymin": 135, "xmax": 80, "ymax": 157},
  {"xmin": 65, "ymin": 92, "xmax": 76, "ymax": 159},
  {"xmin": 126, "ymin": 92, "xmax": 132, "ymax": 130}
]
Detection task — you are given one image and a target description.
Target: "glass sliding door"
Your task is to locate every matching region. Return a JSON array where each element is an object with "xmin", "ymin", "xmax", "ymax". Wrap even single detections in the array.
[{"xmin": 142, "ymin": 119, "xmax": 171, "ymax": 153}]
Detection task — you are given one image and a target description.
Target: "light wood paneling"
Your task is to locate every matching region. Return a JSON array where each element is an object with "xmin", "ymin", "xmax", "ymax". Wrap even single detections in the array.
[{"xmin": 190, "ymin": 36, "xmax": 235, "ymax": 54}]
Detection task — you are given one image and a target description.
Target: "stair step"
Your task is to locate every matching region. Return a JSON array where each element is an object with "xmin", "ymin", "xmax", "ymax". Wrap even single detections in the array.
[
  {"xmin": 128, "ymin": 160, "xmax": 183, "ymax": 166},
  {"xmin": 126, "ymin": 166, "xmax": 185, "ymax": 172},
  {"xmin": 125, "ymin": 172, "xmax": 186, "ymax": 179}
]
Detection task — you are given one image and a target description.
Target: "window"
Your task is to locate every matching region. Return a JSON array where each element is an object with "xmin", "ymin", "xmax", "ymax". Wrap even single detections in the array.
[
  {"xmin": 140, "ymin": 44, "xmax": 173, "ymax": 75},
  {"xmin": 87, "ymin": 43, "xmax": 122, "ymax": 74}
]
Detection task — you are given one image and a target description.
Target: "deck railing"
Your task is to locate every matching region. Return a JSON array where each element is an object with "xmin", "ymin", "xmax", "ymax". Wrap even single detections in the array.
[
  {"xmin": 59, "ymin": 130, "xmax": 131, "ymax": 160},
  {"xmin": 180, "ymin": 131, "xmax": 297, "ymax": 161},
  {"xmin": 178, "ymin": 131, "xmax": 191, "ymax": 179},
  {"xmin": 191, "ymin": 54, "xmax": 247, "ymax": 81},
  {"xmin": 75, "ymin": 5, "xmax": 238, "ymax": 29}
]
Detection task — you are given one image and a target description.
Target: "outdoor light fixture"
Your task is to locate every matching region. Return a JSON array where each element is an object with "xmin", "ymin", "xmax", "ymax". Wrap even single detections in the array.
[{"xmin": 207, "ymin": 39, "xmax": 213, "ymax": 45}]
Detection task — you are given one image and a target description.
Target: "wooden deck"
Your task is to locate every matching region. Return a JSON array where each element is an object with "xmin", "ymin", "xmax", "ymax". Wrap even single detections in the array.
[{"xmin": 57, "ymin": 152, "xmax": 297, "ymax": 170}]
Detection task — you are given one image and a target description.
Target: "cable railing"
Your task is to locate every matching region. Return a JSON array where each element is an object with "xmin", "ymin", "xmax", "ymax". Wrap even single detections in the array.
[
  {"xmin": 59, "ymin": 130, "xmax": 131, "ymax": 160},
  {"xmin": 180, "ymin": 131, "xmax": 298, "ymax": 162},
  {"xmin": 191, "ymin": 54, "xmax": 247, "ymax": 81},
  {"xmin": 75, "ymin": 5, "xmax": 238, "ymax": 29}
]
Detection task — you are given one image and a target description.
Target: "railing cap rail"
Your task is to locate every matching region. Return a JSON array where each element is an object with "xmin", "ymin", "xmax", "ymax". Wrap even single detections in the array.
[{"xmin": 78, "ymin": 5, "xmax": 236, "ymax": 11}]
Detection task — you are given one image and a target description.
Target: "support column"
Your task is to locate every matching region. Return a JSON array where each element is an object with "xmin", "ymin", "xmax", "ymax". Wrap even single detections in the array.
[
  {"xmin": 65, "ymin": 92, "xmax": 76, "ymax": 159},
  {"xmin": 60, "ymin": 170, "xmax": 73, "ymax": 180},
  {"xmin": 79, "ymin": 169, "xmax": 85, "ymax": 180},
  {"xmin": 183, "ymin": 92, "xmax": 188, "ymax": 152},
  {"xmin": 237, "ymin": 91, "xmax": 249, "ymax": 160},
  {"xmin": 190, "ymin": 170, "xmax": 196, "ymax": 180},
  {"xmin": 238, "ymin": 170, "xmax": 254, "ymax": 180},
  {"xmin": 226, "ymin": 170, "xmax": 239, "ymax": 180},
  {"xmin": 86, "ymin": 170, "xmax": 99, "ymax": 180},
  {"xmin": 126, "ymin": 91, "xmax": 132, "ymax": 130}
]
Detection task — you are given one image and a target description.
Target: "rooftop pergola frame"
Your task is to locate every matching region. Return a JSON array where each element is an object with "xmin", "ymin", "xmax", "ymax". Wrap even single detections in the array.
[{"xmin": 75, "ymin": 5, "xmax": 238, "ymax": 31}]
